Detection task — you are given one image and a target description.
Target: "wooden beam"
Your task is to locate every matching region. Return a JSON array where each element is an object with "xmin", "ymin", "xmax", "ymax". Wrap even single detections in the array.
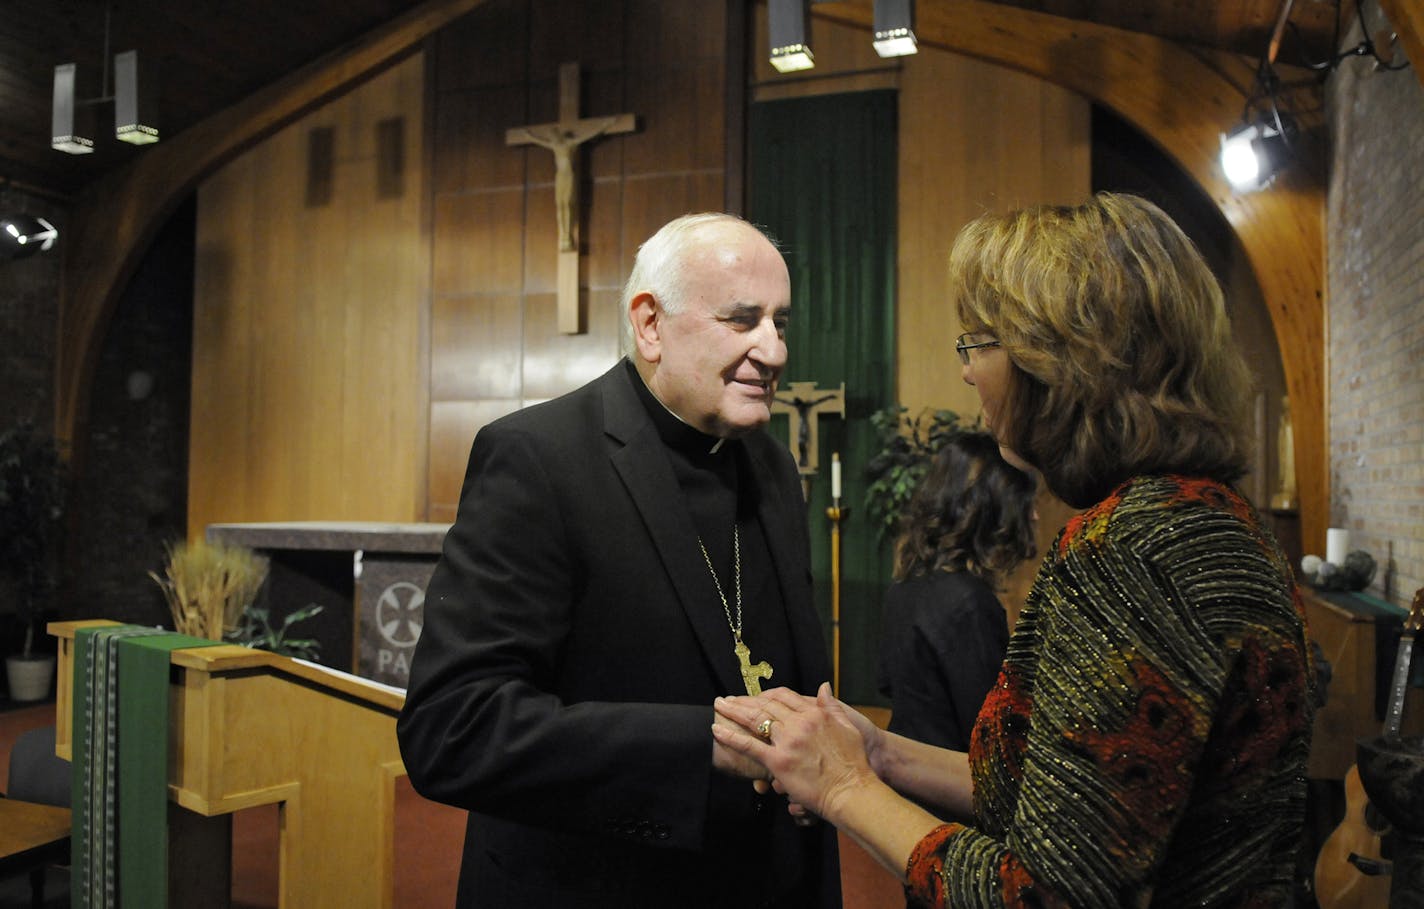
[
  {"xmin": 813, "ymin": 0, "xmax": 1329, "ymax": 553},
  {"xmin": 53, "ymin": 0, "xmax": 490, "ymax": 465}
]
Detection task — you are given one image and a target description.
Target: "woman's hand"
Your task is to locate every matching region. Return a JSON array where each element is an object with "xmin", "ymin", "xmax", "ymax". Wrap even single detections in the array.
[{"xmin": 713, "ymin": 682, "xmax": 880, "ymax": 825}]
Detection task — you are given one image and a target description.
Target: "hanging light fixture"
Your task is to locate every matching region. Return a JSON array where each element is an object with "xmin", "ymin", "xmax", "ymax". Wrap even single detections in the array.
[
  {"xmin": 114, "ymin": 50, "xmax": 159, "ymax": 145},
  {"xmin": 769, "ymin": 0, "xmax": 815, "ymax": 73},
  {"xmin": 872, "ymin": 0, "xmax": 918, "ymax": 58},
  {"xmin": 52, "ymin": 63, "xmax": 96, "ymax": 155},
  {"xmin": 51, "ymin": 3, "xmax": 159, "ymax": 154}
]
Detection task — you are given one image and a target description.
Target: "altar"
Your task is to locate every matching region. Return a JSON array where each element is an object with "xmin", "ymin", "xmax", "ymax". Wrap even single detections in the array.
[{"xmin": 205, "ymin": 522, "xmax": 449, "ymax": 687}]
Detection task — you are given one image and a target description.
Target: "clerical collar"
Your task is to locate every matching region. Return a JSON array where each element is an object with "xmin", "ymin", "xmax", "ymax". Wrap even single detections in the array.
[{"xmin": 625, "ymin": 358, "xmax": 733, "ymax": 459}]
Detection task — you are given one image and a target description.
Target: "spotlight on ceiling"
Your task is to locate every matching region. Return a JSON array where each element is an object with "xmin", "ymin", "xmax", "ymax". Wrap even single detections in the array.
[
  {"xmin": 873, "ymin": 0, "xmax": 918, "ymax": 58},
  {"xmin": 1219, "ymin": 114, "xmax": 1295, "ymax": 193},
  {"xmin": 769, "ymin": 0, "xmax": 815, "ymax": 73},
  {"xmin": 1, "ymin": 215, "xmax": 60, "ymax": 261}
]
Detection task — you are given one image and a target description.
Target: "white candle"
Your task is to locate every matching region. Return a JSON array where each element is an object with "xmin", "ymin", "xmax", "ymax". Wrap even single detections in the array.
[
  {"xmin": 831, "ymin": 452, "xmax": 842, "ymax": 500},
  {"xmin": 1326, "ymin": 527, "xmax": 1350, "ymax": 566}
]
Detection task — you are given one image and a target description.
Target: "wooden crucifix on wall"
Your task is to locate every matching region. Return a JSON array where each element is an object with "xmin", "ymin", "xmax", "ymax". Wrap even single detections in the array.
[
  {"xmin": 772, "ymin": 381, "xmax": 846, "ymax": 499},
  {"xmin": 506, "ymin": 62, "xmax": 637, "ymax": 335}
]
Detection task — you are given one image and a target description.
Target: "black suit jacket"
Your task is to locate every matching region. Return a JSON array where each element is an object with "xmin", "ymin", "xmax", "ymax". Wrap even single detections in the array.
[{"xmin": 398, "ymin": 362, "xmax": 839, "ymax": 908}]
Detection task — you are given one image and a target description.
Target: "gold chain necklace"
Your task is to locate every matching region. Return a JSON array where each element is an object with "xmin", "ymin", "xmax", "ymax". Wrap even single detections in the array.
[{"xmin": 698, "ymin": 524, "xmax": 773, "ymax": 696}]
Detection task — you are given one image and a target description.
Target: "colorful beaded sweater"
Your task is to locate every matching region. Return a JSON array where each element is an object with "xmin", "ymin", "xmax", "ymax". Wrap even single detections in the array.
[{"xmin": 905, "ymin": 475, "xmax": 1316, "ymax": 908}]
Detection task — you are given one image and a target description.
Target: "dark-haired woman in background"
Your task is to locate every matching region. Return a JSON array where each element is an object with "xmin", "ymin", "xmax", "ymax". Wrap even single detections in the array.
[{"xmin": 878, "ymin": 431, "xmax": 1038, "ymax": 751}]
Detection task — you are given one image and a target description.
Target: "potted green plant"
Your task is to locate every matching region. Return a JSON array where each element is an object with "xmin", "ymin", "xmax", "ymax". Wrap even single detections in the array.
[
  {"xmin": 862, "ymin": 405, "xmax": 968, "ymax": 544},
  {"xmin": 0, "ymin": 420, "xmax": 67, "ymax": 701}
]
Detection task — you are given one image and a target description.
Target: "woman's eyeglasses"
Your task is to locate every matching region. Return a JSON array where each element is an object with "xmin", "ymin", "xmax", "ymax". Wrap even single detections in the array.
[{"xmin": 955, "ymin": 333, "xmax": 1001, "ymax": 366}]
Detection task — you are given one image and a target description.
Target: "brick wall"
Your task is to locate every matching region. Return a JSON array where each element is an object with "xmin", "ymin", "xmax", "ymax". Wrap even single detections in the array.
[
  {"xmin": 1, "ymin": 189, "xmax": 191, "ymax": 650},
  {"xmin": 0, "ymin": 188, "xmax": 62, "ymax": 429},
  {"xmin": 1325, "ymin": 0, "xmax": 1424, "ymax": 606}
]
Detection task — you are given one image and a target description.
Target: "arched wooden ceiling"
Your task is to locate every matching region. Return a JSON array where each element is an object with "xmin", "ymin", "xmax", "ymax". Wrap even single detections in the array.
[
  {"xmin": 48, "ymin": 0, "xmax": 1424, "ymax": 553},
  {"xmin": 814, "ymin": 0, "xmax": 1331, "ymax": 551},
  {"xmin": 50, "ymin": 0, "xmax": 489, "ymax": 467}
]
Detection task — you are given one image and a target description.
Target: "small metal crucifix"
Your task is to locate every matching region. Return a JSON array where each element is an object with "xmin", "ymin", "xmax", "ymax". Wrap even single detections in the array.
[
  {"xmin": 735, "ymin": 639, "xmax": 773, "ymax": 696},
  {"xmin": 772, "ymin": 381, "xmax": 845, "ymax": 497},
  {"xmin": 506, "ymin": 62, "xmax": 637, "ymax": 334}
]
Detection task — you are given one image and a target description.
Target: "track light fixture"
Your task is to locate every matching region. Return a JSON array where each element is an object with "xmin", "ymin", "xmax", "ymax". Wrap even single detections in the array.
[
  {"xmin": 1220, "ymin": 112, "xmax": 1296, "ymax": 193},
  {"xmin": 1218, "ymin": 0, "xmax": 1298, "ymax": 194},
  {"xmin": 0, "ymin": 214, "xmax": 59, "ymax": 261}
]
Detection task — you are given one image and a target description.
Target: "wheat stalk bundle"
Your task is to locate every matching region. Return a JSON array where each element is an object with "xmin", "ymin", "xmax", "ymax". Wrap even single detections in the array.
[{"xmin": 149, "ymin": 541, "xmax": 269, "ymax": 641}]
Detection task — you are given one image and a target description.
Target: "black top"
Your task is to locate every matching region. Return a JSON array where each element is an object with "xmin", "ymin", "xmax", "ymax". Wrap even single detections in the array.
[{"xmin": 877, "ymin": 570, "xmax": 1009, "ymax": 751}]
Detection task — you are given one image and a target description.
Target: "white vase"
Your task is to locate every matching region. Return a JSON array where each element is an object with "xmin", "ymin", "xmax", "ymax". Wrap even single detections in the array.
[{"xmin": 5, "ymin": 653, "xmax": 56, "ymax": 702}]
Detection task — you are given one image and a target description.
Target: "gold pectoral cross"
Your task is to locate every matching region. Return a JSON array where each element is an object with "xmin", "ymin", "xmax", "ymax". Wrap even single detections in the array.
[{"xmin": 735, "ymin": 637, "xmax": 773, "ymax": 696}]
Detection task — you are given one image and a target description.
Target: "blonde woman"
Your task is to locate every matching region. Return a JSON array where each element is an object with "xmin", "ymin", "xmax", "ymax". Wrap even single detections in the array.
[{"xmin": 716, "ymin": 193, "xmax": 1315, "ymax": 908}]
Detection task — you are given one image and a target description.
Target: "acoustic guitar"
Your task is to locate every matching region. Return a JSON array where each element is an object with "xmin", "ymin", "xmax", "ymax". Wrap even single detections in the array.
[{"xmin": 1313, "ymin": 585, "xmax": 1424, "ymax": 909}]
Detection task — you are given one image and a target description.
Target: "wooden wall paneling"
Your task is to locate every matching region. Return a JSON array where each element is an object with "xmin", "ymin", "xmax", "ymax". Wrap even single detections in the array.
[
  {"xmin": 623, "ymin": 1, "xmax": 729, "ymax": 181},
  {"xmin": 427, "ymin": 399, "xmax": 522, "ymax": 520},
  {"xmin": 55, "ymin": 0, "xmax": 491, "ymax": 470},
  {"xmin": 585, "ymin": 172, "xmax": 630, "ymax": 293},
  {"xmin": 619, "ymin": 174, "xmax": 728, "ymax": 260},
  {"xmin": 895, "ymin": 47, "xmax": 1091, "ymax": 421},
  {"xmin": 521, "ymin": 185, "xmax": 560, "ymax": 295},
  {"xmin": 189, "ymin": 58, "xmax": 428, "ymax": 533},
  {"xmin": 812, "ymin": 0, "xmax": 1330, "ymax": 554},
  {"xmin": 629, "ymin": 0, "xmax": 731, "ymax": 67},
  {"xmin": 296, "ymin": 105, "xmax": 349, "ymax": 519},
  {"xmin": 336, "ymin": 56, "xmax": 430, "ymax": 521},
  {"xmin": 527, "ymin": 0, "xmax": 626, "ymax": 77},
  {"xmin": 522, "ymin": 288, "xmax": 625, "ymax": 401},
  {"xmin": 431, "ymin": 293, "xmax": 526, "ymax": 401},
  {"xmin": 432, "ymin": 85, "xmax": 531, "ymax": 194},
  {"xmin": 191, "ymin": 156, "xmax": 258, "ymax": 539},
  {"xmin": 432, "ymin": 0, "xmax": 530, "ymax": 92},
  {"xmin": 221, "ymin": 121, "xmax": 308, "ymax": 521},
  {"xmin": 432, "ymin": 189, "xmax": 528, "ymax": 298},
  {"xmin": 623, "ymin": 67, "xmax": 728, "ymax": 179}
]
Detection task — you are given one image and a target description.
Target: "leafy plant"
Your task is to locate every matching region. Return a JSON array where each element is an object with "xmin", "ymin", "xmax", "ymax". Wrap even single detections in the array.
[
  {"xmin": 0, "ymin": 420, "xmax": 67, "ymax": 657},
  {"xmin": 150, "ymin": 540, "xmax": 269, "ymax": 642},
  {"xmin": 228, "ymin": 602, "xmax": 324, "ymax": 661},
  {"xmin": 862, "ymin": 405, "xmax": 969, "ymax": 543}
]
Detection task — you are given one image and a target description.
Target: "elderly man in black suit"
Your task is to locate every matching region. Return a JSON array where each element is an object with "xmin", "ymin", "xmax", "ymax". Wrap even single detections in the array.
[{"xmin": 398, "ymin": 212, "xmax": 839, "ymax": 908}]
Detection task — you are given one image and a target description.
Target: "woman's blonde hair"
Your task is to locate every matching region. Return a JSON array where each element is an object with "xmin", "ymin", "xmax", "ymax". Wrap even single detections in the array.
[{"xmin": 951, "ymin": 193, "xmax": 1253, "ymax": 508}]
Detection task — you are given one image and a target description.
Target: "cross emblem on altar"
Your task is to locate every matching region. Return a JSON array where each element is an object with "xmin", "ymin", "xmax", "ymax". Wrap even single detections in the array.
[{"xmin": 506, "ymin": 62, "xmax": 638, "ymax": 334}]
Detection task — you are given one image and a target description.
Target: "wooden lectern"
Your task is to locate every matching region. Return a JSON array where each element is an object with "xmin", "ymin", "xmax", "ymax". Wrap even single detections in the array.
[{"xmin": 52, "ymin": 620, "xmax": 409, "ymax": 908}]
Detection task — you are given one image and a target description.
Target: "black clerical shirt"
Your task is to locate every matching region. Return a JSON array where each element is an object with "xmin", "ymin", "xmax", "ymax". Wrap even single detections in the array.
[{"xmin": 625, "ymin": 359, "xmax": 801, "ymax": 696}]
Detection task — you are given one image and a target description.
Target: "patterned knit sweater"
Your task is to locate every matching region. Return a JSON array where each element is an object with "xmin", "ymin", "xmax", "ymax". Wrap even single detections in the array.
[{"xmin": 905, "ymin": 475, "xmax": 1315, "ymax": 908}]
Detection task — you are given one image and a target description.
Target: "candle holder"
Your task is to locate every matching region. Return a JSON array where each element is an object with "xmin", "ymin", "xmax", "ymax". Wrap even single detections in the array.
[{"xmin": 825, "ymin": 499, "xmax": 849, "ymax": 695}]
